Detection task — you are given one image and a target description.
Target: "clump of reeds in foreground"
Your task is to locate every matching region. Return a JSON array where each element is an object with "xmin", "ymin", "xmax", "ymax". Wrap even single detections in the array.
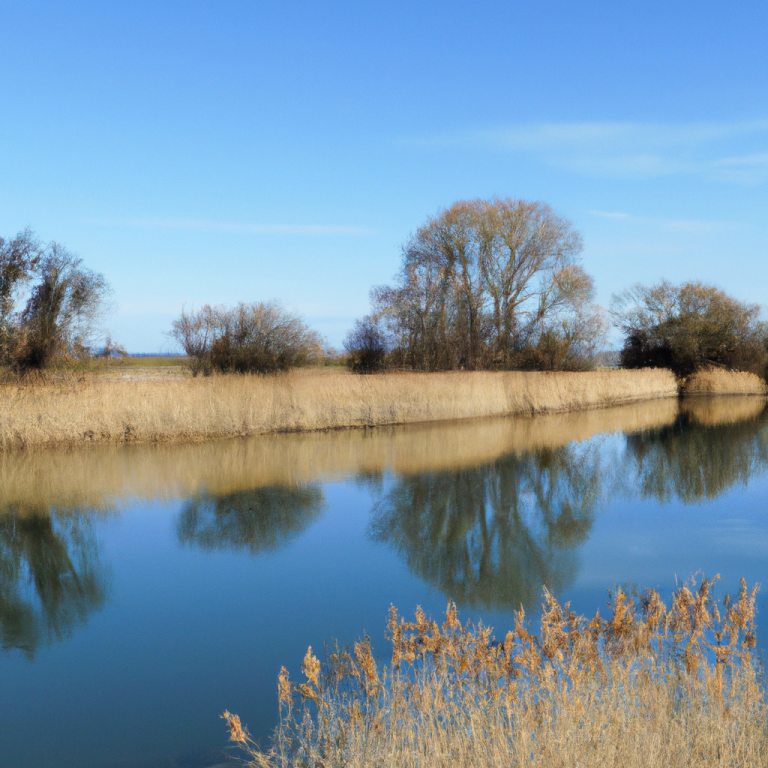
[{"xmin": 223, "ymin": 576, "xmax": 767, "ymax": 768}]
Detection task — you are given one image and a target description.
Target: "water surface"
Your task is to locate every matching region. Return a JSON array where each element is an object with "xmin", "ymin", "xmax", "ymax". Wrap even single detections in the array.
[{"xmin": 2, "ymin": 396, "xmax": 768, "ymax": 767}]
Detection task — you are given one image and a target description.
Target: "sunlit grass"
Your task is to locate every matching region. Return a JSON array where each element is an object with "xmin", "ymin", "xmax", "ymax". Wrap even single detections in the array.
[
  {"xmin": 0, "ymin": 368, "xmax": 677, "ymax": 450},
  {"xmin": 224, "ymin": 577, "xmax": 767, "ymax": 768},
  {"xmin": 683, "ymin": 369, "xmax": 767, "ymax": 396}
]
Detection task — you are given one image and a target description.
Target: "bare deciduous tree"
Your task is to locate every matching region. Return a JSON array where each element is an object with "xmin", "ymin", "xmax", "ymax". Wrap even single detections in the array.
[
  {"xmin": 0, "ymin": 228, "xmax": 42, "ymax": 351},
  {"xmin": 20, "ymin": 244, "xmax": 112, "ymax": 369},
  {"xmin": 0, "ymin": 231, "xmax": 113, "ymax": 370},
  {"xmin": 170, "ymin": 302, "xmax": 324, "ymax": 375},
  {"xmin": 364, "ymin": 198, "xmax": 604, "ymax": 371}
]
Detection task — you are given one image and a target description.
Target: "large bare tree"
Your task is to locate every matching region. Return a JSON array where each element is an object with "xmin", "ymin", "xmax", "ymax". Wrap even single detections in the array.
[
  {"xmin": 0, "ymin": 231, "xmax": 112, "ymax": 370},
  {"xmin": 0, "ymin": 229, "xmax": 42, "ymax": 351},
  {"xmin": 360, "ymin": 198, "xmax": 603, "ymax": 371},
  {"xmin": 20, "ymin": 244, "xmax": 111, "ymax": 368}
]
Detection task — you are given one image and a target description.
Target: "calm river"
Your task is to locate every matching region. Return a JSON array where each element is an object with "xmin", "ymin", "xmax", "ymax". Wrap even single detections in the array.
[{"xmin": 2, "ymin": 396, "xmax": 768, "ymax": 767}]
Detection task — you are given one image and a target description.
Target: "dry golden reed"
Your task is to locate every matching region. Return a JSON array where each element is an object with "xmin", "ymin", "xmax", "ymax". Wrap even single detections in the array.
[
  {"xmin": 682, "ymin": 369, "xmax": 768, "ymax": 396},
  {"xmin": 0, "ymin": 397, "xmax": 684, "ymax": 513},
  {"xmin": 225, "ymin": 577, "xmax": 767, "ymax": 768},
  {"xmin": 0, "ymin": 368, "xmax": 677, "ymax": 451}
]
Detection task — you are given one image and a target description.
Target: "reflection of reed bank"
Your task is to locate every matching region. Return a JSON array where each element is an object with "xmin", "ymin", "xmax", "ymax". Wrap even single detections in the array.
[{"xmin": 0, "ymin": 398, "xmax": 682, "ymax": 511}]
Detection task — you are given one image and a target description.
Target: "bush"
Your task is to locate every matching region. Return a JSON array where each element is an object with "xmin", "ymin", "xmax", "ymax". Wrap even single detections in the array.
[
  {"xmin": 612, "ymin": 280, "xmax": 768, "ymax": 378},
  {"xmin": 343, "ymin": 317, "xmax": 387, "ymax": 374},
  {"xmin": 170, "ymin": 302, "xmax": 324, "ymax": 375}
]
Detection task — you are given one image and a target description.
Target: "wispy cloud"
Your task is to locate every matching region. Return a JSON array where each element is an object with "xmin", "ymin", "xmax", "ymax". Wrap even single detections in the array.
[
  {"xmin": 412, "ymin": 120, "xmax": 768, "ymax": 183},
  {"xmin": 590, "ymin": 210, "xmax": 631, "ymax": 219},
  {"xmin": 91, "ymin": 218, "xmax": 376, "ymax": 235},
  {"xmin": 588, "ymin": 210, "xmax": 727, "ymax": 234},
  {"xmin": 663, "ymin": 219, "xmax": 725, "ymax": 234}
]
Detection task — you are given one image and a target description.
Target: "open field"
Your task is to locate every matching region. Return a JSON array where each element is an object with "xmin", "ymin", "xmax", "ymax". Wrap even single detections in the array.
[
  {"xmin": 224, "ymin": 579, "xmax": 768, "ymax": 768},
  {"xmin": 0, "ymin": 368, "xmax": 678, "ymax": 451},
  {"xmin": 120, "ymin": 355, "xmax": 188, "ymax": 368}
]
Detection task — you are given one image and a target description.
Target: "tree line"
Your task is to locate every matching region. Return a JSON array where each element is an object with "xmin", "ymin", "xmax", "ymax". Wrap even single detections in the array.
[
  {"xmin": 3, "ymin": 197, "xmax": 767, "ymax": 379},
  {"xmin": 347, "ymin": 198, "xmax": 767, "ymax": 379}
]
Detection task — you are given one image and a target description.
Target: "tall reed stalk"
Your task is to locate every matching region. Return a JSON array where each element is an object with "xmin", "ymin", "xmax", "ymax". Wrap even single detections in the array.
[{"xmin": 224, "ymin": 577, "xmax": 767, "ymax": 768}]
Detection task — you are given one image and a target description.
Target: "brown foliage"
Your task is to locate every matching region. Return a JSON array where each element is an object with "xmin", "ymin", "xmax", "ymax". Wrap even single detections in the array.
[
  {"xmin": 613, "ymin": 280, "xmax": 768, "ymax": 378},
  {"xmin": 366, "ymin": 198, "xmax": 606, "ymax": 373},
  {"xmin": 225, "ymin": 577, "xmax": 767, "ymax": 767}
]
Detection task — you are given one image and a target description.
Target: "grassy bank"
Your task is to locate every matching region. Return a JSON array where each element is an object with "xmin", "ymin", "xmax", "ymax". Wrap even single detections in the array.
[
  {"xmin": 0, "ymin": 368, "xmax": 677, "ymax": 451},
  {"xmin": 224, "ymin": 578, "xmax": 767, "ymax": 768},
  {"xmin": 682, "ymin": 368, "xmax": 768, "ymax": 396}
]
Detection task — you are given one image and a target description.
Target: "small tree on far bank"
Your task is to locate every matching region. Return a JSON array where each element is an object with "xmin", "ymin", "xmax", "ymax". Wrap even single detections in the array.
[
  {"xmin": 0, "ymin": 229, "xmax": 41, "ymax": 359},
  {"xmin": 0, "ymin": 230, "xmax": 113, "ymax": 371},
  {"xmin": 344, "ymin": 317, "xmax": 387, "ymax": 373},
  {"xmin": 611, "ymin": 280, "xmax": 768, "ymax": 378},
  {"xmin": 170, "ymin": 302, "xmax": 324, "ymax": 375},
  {"xmin": 19, "ymin": 244, "xmax": 112, "ymax": 369}
]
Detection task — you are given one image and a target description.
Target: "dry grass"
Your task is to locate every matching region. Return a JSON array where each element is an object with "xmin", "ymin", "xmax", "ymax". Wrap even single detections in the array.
[
  {"xmin": 0, "ymin": 368, "xmax": 677, "ymax": 451},
  {"xmin": 682, "ymin": 369, "xmax": 768, "ymax": 396},
  {"xmin": 224, "ymin": 577, "xmax": 767, "ymax": 768},
  {"xmin": 0, "ymin": 397, "xmax": 682, "ymax": 513}
]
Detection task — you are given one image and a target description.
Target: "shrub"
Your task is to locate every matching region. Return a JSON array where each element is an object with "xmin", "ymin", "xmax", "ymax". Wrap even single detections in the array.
[
  {"xmin": 344, "ymin": 317, "xmax": 387, "ymax": 373},
  {"xmin": 612, "ymin": 280, "xmax": 768, "ymax": 378},
  {"xmin": 170, "ymin": 301, "xmax": 324, "ymax": 375}
]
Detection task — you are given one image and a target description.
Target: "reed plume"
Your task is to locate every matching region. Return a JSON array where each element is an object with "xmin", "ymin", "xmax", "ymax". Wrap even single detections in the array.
[{"xmin": 224, "ymin": 576, "xmax": 767, "ymax": 767}]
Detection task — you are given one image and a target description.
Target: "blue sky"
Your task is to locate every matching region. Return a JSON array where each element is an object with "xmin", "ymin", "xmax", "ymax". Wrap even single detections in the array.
[{"xmin": 1, "ymin": 1, "xmax": 767, "ymax": 351}]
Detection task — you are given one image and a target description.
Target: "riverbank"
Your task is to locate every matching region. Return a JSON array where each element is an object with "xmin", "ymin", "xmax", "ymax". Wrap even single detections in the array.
[
  {"xmin": 0, "ymin": 397, "xmax": 692, "ymax": 510},
  {"xmin": 0, "ymin": 368, "xmax": 681, "ymax": 451}
]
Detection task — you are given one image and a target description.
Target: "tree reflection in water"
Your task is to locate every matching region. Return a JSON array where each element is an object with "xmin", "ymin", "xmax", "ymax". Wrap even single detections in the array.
[
  {"xmin": 0, "ymin": 508, "xmax": 108, "ymax": 658},
  {"xmin": 624, "ymin": 404, "xmax": 768, "ymax": 504},
  {"xmin": 369, "ymin": 444, "xmax": 605, "ymax": 611},
  {"xmin": 370, "ymin": 401, "xmax": 768, "ymax": 612},
  {"xmin": 177, "ymin": 485, "xmax": 325, "ymax": 553}
]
